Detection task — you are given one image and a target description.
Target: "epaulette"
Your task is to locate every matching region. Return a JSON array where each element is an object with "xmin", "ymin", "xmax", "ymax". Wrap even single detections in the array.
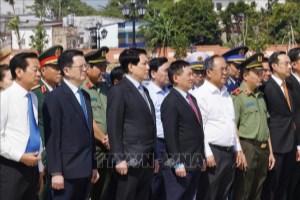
[
  {"xmin": 86, "ymin": 81, "xmax": 92, "ymax": 89},
  {"xmin": 231, "ymin": 88, "xmax": 242, "ymax": 96},
  {"xmin": 41, "ymin": 85, "xmax": 47, "ymax": 94},
  {"xmin": 31, "ymin": 84, "xmax": 41, "ymax": 91}
]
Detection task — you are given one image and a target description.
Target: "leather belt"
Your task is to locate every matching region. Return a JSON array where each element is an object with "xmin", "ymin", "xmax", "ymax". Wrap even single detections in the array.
[
  {"xmin": 240, "ymin": 137, "xmax": 268, "ymax": 149},
  {"xmin": 210, "ymin": 144, "xmax": 234, "ymax": 152}
]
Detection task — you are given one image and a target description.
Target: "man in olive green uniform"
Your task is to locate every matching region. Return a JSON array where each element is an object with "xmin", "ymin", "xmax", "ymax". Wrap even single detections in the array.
[
  {"xmin": 32, "ymin": 45, "xmax": 63, "ymax": 200},
  {"xmin": 231, "ymin": 53, "xmax": 275, "ymax": 200},
  {"xmin": 81, "ymin": 47, "xmax": 111, "ymax": 200}
]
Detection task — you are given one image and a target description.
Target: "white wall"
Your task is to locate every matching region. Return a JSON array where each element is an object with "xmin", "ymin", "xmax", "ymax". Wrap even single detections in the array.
[{"xmin": 0, "ymin": 0, "xmax": 34, "ymax": 15}]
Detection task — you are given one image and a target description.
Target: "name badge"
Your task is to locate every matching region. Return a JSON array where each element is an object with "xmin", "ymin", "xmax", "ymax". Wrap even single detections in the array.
[
  {"xmin": 91, "ymin": 97, "xmax": 97, "ymax": 101},
  {"xmin": 246, "ymin": 102, "xmax": 254, "ymax": 107}
]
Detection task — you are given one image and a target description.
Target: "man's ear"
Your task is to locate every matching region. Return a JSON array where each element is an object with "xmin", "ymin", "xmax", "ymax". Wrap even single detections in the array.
[
  {"xmin": 128, "ymin": 63, "xmax": 134, "ymax": 74},
  {"xmin": 15, "ymin": 67, "xmax": 23, "ymax": 79},
  {"xmin": 150, "ymin": 70, "xmax": 156, "ymax": 79},
  {"xmin": 63, "ymin": 67, "xmax": 69, "ymax": 77}
]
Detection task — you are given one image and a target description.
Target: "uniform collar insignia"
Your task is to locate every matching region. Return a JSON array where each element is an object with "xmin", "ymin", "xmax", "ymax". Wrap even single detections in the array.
[
  {"xmin": 86, "ymin": 81, "xmax": 93, "ymax": 89},
  {"xmin": 41, "ymin": 85, "xmax": 47, "ymax": 93}
]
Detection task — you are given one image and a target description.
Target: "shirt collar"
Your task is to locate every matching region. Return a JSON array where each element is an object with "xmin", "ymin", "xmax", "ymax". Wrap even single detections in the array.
[
  {"xmin": 229, "ymin": 76, "xmax": 236, "ymax": 84},
  {"xmin": 126, "ymin": 74, "xmax": 140, "ymax": 89},
  {"xmin": 205, "ymin": 80, "xmax": 227, "ymax": 94},
  {"xmin": 240, "ymin": 82, "xmax": 261, "ymax": 96},
  {"xmin": 13, "ymin": 81, "xmax": 29, "ymax": 97},
  {"xmin": 148, "ymin": 81, "xmax": 169, "ymax": 94},
  {"xmin": 64, "ymin": 78, "xmax": 79, "ymax": 94},
  {"xmin": 41, "ymin": 78, "xmax": 53, "ymax": 91},
  {"xmin": 271, "ymin": 74, "xmax": 284, "ymax": 87},
  {"xmin": 292, "ymin": 72, "xmax": 300, "ymax": 83},
  {"xmin": 174, "ymin": 87, "xmax": 188, "ymax": 99}
]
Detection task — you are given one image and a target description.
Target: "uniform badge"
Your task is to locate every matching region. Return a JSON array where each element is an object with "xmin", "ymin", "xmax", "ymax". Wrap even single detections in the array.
[
  {"xmin": 55, "ymin": 48, "xmax": 62, "ymax": 57},
  {"xmin": 197, "ymin": 56, "xmax": 203, "ymax": 62},
  {"xmin": 239, "ymin": 49, "xmax": 245, "ymax": 55},
  {"xmin": 231, "ymin": 88, "xmax": 242, "ymax": 96},
  {"xmin": 41, "ymin": 85, "xmax": 47, "ymax": 93},
  {"xmin": 86, "ymin": 82, "xmax": 92, "ymax": 89},
  {"xmin": 246, "ymin": 102, "xmax": 254, "ymax": 107}
]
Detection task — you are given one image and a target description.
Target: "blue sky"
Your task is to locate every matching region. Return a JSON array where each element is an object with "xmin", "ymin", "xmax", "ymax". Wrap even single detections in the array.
[{"xmin": 83, "ymin": 0, "xmax": 109, "ymax": 10}]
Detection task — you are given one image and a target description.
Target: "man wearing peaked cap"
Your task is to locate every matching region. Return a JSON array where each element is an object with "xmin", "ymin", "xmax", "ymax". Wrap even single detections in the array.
[
  {"xmin": 186, "ymin": 52, "xmax": 209, "ymax": 91},
  {"xmin": 231, "ymin": 53, "xmax": 275, "ymax": 200},
  {"xmin": 286, "ymin": 47, "xmax": 300, "ymax": 200},
  {"xmin": 222, "ymin": 46, "xmax": 248, "ymax": 93},
  {"xmin": 32, "ymin": 45, "xmax": 63, "ymax": 200},
  {"xmin": 81, "ymin": 46, "xmax": 111, "ymax": 200}
]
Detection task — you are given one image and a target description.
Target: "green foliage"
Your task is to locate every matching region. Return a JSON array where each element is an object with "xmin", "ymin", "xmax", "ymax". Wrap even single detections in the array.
[
  {"xmin": 29, "ymin": 22, "xmax": 49, "ymax": 54},
  {"xmin": 7, "ymin": 16, "xmax": 23, "ymax": 49}
]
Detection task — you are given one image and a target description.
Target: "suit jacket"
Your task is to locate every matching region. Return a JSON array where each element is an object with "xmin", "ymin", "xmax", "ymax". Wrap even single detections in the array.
[
  {"xmin": 161, "ymin": 88, "xmax": 205, "ymax": 171},
  {"xmin": 43, "ymin": 81, "xmax": 96, "ymax": 179},
  {"xmin": 261, "ymin": 77, "xmax": 295, "ymax": 153},
  {"xmin": 286, "ymin": 74, "xmax": 300, "ymax": 146},
  {"xmin": 107, "ymin": 77, "xmax": 156, "ymax": 167}
]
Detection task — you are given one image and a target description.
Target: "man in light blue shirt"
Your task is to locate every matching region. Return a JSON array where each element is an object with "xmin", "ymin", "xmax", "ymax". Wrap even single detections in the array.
[{"xmin": 147, "ymin": 57, "xmax": 170, "ymax": 200}]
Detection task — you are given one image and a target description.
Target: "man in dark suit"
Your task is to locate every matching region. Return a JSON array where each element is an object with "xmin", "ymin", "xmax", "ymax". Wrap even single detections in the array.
[
  {"xmin": 43, "ymin": 50, "xmax": 99, "ymax": 200},
  {"xmin": 161, "ymin": 60, "xmax": 205, "ymax": 200},
  {"xmin": 107, "ymin": 48, "xmax": 158, "ymax": 200},
  {"xmin": 261, "ymin": 51, "xmax": 295, "ymax": 200},
  {"xmin": 286, "ymin": 47, "xmax": 300, "ymax": 200}
]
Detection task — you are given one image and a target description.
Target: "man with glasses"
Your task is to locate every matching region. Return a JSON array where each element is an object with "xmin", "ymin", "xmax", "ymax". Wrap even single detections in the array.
[
  {"xmin": 193, "ymin": 55, "xmax": 243, "ymax": 200},
  {"xmin": 81, "ymin": 47, "xmax": 111, "ymax": 200},
  {"xmin": 231, "ymin": 53, "xmax": 275, "ymax": 200},
  {"xmin": 262, "ymin": 57, "xmax": 272, "ymax": 84},
  {"xmin": 286, "ymin": 47, "xmax": 300, "ymax": 200},
  {"xmin": 261, "ymin": 51, "xmax": 295, "ymax": 200},
  {"xmin": 43, "ymin": 50, "xmax": 99, "ymax": 200}
]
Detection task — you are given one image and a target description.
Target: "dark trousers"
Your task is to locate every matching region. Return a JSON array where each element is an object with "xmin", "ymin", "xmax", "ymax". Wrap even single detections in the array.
[
  {"xmin": 115, "ymin": 167, "xmax": 154, "ymax": 200},
  {"xmin": 232, "ymin": 140, "xmax": 269, "ymax": 200},
  {"xmin": 0, "ymin": 156, "xmax": 39, "ymax": 200},
  {"xmin": 204, "ymin": 145, "xmax": 236, "ymax": 200},
  {"xmin": 50, "ymin": 177, "xmax": 91, "ymax": 200},
  {"xmin": 150, "ymin": 138, "xmax": 167, "ymax": 200},
  {"xmin": 163, "ymin": 169, "xmax": 200, "ymax": 200},
  {"xmin": 288, "ymin": 161, "xmax": 300, "ymax": 200},
  {"xmin": 262, "ymin": 151, "xmax": 295, "ymax": 200}
]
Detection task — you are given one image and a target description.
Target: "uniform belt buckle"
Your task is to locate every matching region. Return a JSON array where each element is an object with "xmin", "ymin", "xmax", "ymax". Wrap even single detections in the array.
[{"xmin": 260, "ymin": 143, "xmax": 267, "ymax": 149}]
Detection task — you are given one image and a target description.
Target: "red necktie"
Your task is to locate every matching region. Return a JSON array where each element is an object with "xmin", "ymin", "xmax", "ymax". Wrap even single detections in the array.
[{"xmin": 187, "ymin": 94, "xmax": 202, "ymax": 124}]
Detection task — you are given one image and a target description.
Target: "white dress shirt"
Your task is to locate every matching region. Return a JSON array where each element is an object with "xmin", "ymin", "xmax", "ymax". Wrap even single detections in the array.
[
  {"xmin": 147, "ymin": 81, "xmax": 169, "ymax": 139},
  {"xmin": 0, "ymin": 81, "xmax": 43, "ymax": 171},
  {"xmin": 271, "ymin": 75, "xmax": 285, "ymax": 94},
  {"xmin": 64, "ymin": 78, "xmax": 81, "ymax": 105},
  {"xmin": 192, "ymin": 80, "xmax": 241, "ymax": 157}
]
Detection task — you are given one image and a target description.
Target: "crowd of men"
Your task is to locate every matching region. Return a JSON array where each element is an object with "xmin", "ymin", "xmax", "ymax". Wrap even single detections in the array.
[{"xmin": 0, "ymin": 45, "xmax": 300, "ymax": 200}]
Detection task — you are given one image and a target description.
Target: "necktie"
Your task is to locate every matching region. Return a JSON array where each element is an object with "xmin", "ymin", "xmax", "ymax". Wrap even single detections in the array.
[
  {"xmin": 282, "ymin": 81, "xmax": 291, "ymax": 110},
  {"xmin": 138, "ymin": 85, "xmax": 151, "ymax": 112},
  {"xmin": 25, "ymin": 93, "xmax": 41, "ymax": 153},
  {"xmin": 187, "ymin": 93, "xmax": 202, "ymax": 124},
  {"xmin": 78, "ymin": 89, "xmax": 88, "ymax": 124}
]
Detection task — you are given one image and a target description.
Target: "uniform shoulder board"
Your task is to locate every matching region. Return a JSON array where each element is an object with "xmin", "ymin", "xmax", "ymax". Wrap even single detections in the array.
[
  {"xmin": 231, "ymin": 88, "xmax": 242, "ymax": 96},
  {"xmin": 31, "ymin": 84, "xmax": 41, "ymax": 91}
]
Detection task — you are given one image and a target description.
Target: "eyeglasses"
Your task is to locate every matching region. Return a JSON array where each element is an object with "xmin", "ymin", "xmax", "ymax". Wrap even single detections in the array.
[{"xmin": 72, "ymin": 64, "xmax": 90, "ymax": 70}]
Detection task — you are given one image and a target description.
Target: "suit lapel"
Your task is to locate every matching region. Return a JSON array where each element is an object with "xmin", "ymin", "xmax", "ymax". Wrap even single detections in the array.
[{"xmin": 61, "ymin": 81, "xmax": 89, "ymax": 129}]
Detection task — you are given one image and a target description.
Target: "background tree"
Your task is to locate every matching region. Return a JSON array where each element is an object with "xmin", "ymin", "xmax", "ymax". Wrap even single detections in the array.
[
  {"xmin": 29, "ymin": 22, "xmax": 49, "ymax": 54},
  {"xmin": 7, "ymin": 16, "xmax": 23, "ymax": 50},
  {"xmin": 4, "ymin": 0, "xmax": 15, "ymax": 14}
]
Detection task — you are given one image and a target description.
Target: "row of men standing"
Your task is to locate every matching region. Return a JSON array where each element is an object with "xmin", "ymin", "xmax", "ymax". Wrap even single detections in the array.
[{"xmin": 1, "ymin": 45, "xmax": 300, "ymax": 200}]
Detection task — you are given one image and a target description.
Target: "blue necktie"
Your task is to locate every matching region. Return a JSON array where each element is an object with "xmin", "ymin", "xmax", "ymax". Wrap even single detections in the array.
[
  {"xmin": 25, "ymin": 93, "xmax": 40, "ymax": 153},
  {"xmin": 78, "ymin": 89, "xmax": 88, "ymax": 124}
]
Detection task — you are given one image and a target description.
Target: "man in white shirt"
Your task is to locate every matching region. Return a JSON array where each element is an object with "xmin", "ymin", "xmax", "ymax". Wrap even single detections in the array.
[
  {"xmin": 0, "ymin": 52, "xmax": 43, "ymax": 200},
  {"xmin": 147, "ymin": 57, "xmax": 170, "ymax": 200},
  {"xmin": 193, "ymin": 55, "xmax": 243, "ymax": 200}
]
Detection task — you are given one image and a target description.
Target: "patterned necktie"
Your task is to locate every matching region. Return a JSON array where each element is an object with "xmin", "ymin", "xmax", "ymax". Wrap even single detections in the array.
[
  {"xmin": 138, "ymin": 85, "xmax": 151, "ymax": 112},
  {"xmin": 78, "ymin": 89, "xmax": 88, "ymax": 124},
  {"xmin": 282, "ymin": 81, "xmax": 291, "ymax": 110},
  {"xmin": 25, "ymin": 93, "xmax": 40, "ymax": 153},
  {"xmin": 187, "ymin": 93, "xmax": 202, "ymax": 124}
]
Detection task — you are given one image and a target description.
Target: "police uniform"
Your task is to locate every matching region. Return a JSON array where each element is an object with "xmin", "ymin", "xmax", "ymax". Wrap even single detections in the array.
[
  {"xmin": 81, "ymin": 47, "xmax": 112, "ymax": 200},
  {"xmin": 231, "ymin": 53, "xmax": 270, "ymax": 200},
  {"xmin": 186, "ymin": 51, "xmax": 209, "ymax": 91},
  {"xmin": 32, "ymin": 45, "xmax": 63, "ymax": 200},
  {"xmin": 222, "ymin": 47, "xmax": 248, "ymax": 93}
]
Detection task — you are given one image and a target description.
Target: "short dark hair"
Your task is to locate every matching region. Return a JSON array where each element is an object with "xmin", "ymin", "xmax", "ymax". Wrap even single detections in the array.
[
  {"xmin": 0, "ymin": 64, "xmax": 10, "ymax": 81},
  {"xmin": 148, "ymin": 57, "xmax": 168, "ymax": 79},
  {"xmin": 58, "ymin": 49, "xmax": 84, "ymax": 76},
  {"xmin": 110, "ymin": 66, "xmax": 125, "ymax": 84},
  {"xmin": 288, "ymin": 48, "xmax": 300, "ymax": 62},
  {"xmin": 168, "ymin": 60, "xmax": 189, "ymax": 84},
  {"xmin": 269, "ymin": 51, "xmax": 286, "ymax": 67},
  {"xmin": 204, "ymin": 55, "xmax": 223, "ymax": 71},
  {"xmin": 119, "ymin": 48, "xmax": 147, "ymax": 73},
  {"xmin": 9, "ymin": 52, "xmax": 38, "ymax": 80}
]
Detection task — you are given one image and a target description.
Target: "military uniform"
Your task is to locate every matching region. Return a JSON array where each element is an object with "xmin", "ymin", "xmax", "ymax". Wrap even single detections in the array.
[
  {"xmin": 32, "ymin": 45, "xmax": 63, "ymax": 200},
  {"xmin": 222, "ymin": 46, "xmax": 248, "ymax": 93},
  {"xmin": 231, "ymin": 53, "xmax": 270, "ymax": 200},
  {"xmin": 82, "ymin": 47, "xmax": 113, "ymax": 200}
]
